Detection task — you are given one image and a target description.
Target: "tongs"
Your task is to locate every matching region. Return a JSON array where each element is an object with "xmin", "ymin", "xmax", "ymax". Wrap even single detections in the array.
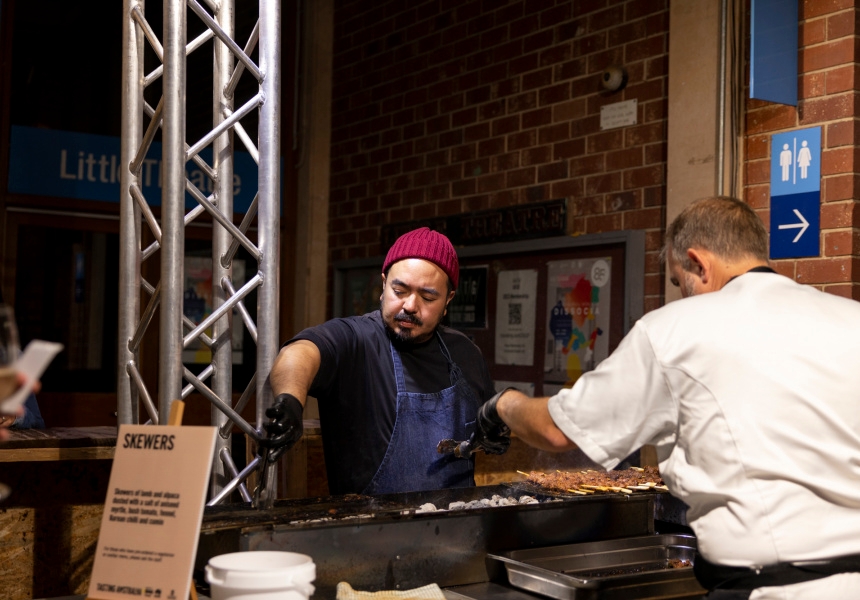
[{"xmin": 437, "ymin": 437, "xmax": 483, "ymax": 459}]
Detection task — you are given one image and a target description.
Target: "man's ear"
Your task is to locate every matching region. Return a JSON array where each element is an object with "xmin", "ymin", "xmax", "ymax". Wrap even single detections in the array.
[{"xmin": 686, "ymin": 248, "xmax": 710, "ymax": 282}]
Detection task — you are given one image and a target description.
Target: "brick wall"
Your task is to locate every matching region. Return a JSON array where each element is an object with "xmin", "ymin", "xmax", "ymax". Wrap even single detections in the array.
[
  {"xmin": 329, "ymin": 0, "xmax": 669, "ymax": 313},
  {"xmin": 745, "ymin": 1, "xmax": 860, "ymax": 299}
]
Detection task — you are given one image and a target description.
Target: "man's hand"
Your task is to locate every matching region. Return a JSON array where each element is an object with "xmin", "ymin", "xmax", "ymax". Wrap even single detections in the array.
[
  {"xmin": 471, "ymin": 388, "xmax": 514, "ymax": 455},
  {"xmin": 257, "ymin": 393, "xmax": 304, "ymax": 462}
]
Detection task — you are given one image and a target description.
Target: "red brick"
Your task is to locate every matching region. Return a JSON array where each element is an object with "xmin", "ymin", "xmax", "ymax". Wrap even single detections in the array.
[
  {"xmin": 608, "ymin": 191, "xmax": 641, "ymax": 212},
  {"xmin": 820, "ymin": 201, "xmax": 854, "ymax": 228},
  {"xmin": 825, "ymin": 64, "xmax": 854, "ymax": 94},
  {"xmin": 800, "ymin": 17, "xmax": 827, "ymax": 45},
  {"xmin": 539, "ymin": 43, "xmax": 573, "ymax": 67},
  {"xmin": 800, "ymin": 71, "xmax": 825, "ymax": 98},
  {"xmin": 623, "ymin": 165, "xmax": 664, "ymax": 188},
  {"xmin": 571, "ymin": 154, "xmax": 605, "ymax": 176},
  {"xmin": 464, "ymin": 122, "xmax": 491, "ymax": 142},
  {"xmin": 508, "ymin": 130, "xmax": 537, "ymax": 150},
  {"xmin": 453, "ymin": 107, "xmax": 478, "ymax": 127},
  {"xmin": 540, "ymin": 4, "xmax": 572, "ymax": 30},
  {"xmin": 478, "ymin": 137, "xmax": 506, "ymax": 157},
  {"xmin": 492, "ymin": 151, "xmax": 519, "ymax": 172},
  {"xmin": 523, "ymin": 145, "xmax": 552, "ymax": 165},
  {"xmin": 569, "ymin": 194, "xmax": 604, "ymax": 217},
  {"xmin": 746, "ymin": 159, "xmax": 770, "ymax": 186},
  {"xmin": 464, "ymin": 158, "xmax": 490, "ymax": 177},
  {"xmin": 571, "ymin": 115, "xmax": 601, "ymax": 137},
  {"xmin": 801, "ymin": 37, "xmax": 854, "ymax": 72},
  {"xmin": 506, "ymin": 167, "xmax": 536, "ymax": 187},
  {"xmin": 451, "ymin": 178, "xmax": 476, "ymax": 197},
  {"xmin": 608, "ymin": 19, "xmax": 648, "ymax": 47},
  {"xmin": 795, "ymin": 257, "xmax": 851, "ymax": 284},
  {"xmin": 803, "ymin": 94, "xmax": 855, "ymax": 124},
  {"xmin": 553, "ymin": 99, "xmax": 587, "ymax": 122},
  {"xmin": 626, "ymin": 0, "xmax": 667, "ymax": 21},
  {"xmin": 826, "ymin": 120, "xmax": 855, "ymax": 148},
  {"xmin": 644, "ymin": 186, "xmax": 664, "ymax": 207},
  {"xmin": 509, "ymin": 52, "xmax": 540, "ymax": 76},
  {"xmin": 554, "ymin": 138, "xmax": 586, "ymax": 159},
  {"xmin": 625, "ymin": 122, "xmax": 664, "ymax": 146},
  {"xmin": 427, "ymin": 183, "xmax": 451, "ymax": 201},
  {"xmin": 523, "ymin": 68, "xmax": 554, "ymax": 91},
  {"xmin": 587, "ymin": 212, "xmax": 623, "ymax": 233},
  {"xmin": 624, "ymin": 207, "xmax": 663, "ymax": 230},
  {"xmin": 802, "ymin": 0, "xmax": 852, "ymax": 21},
  {"xmin": 823, "ymin": 230, "xmax": 856, "ymax": 256},
  {"xmin": 644, "ymin": 142, "xmax": 665, "ymax": 165},
  {"xmin": 494, "ymin": 39, "xmax": 526, "ymax": 63},
  {"xmin": 438, "ymin": 163, "xmax": 463, "ymax": 182},
  {"xmin": 823, "ymin": 173, "xmax": 858, "ymax": 202},
  {"xmin": 746, "ymin": 104, "xmax": 798, "ymax": 135},
  {"xmin": 589, "ymin": 6, "xmax": 625, "ymax": 32},
  {"xmin": 508, "ymin": 92, "xmax": 538, "ymax": 113},
  {"xmin": 477, "ymin": 172, "xmax": 507, "ymax": 192},
  {"xmin": 413, "ymin": 202, "xmax": 437, "ymax": 220},
  {"xmin": 538, "ymin": 123, "xmax": 571, "ymax": 144},
  {"xmin": 451, "ymin": 143, "xmax": 476, "ymax": 163},
  {"xmin": 478, "ymin": 100, "xmax": 506, "ymax": 121},
  {"xmin": 539, "ymin": 83, "xmax": 571, "ymax": 106},
  {"xmin": 438, "ymin": 198, "xmax": 463, "ymax": 216},
  {"xmin": 551, "ymin": 178, "xmax": 584, "ymax": 198},
  {"xmin": 495, "ymin": 77, "xmax": 521, "ymax": 98},
  {"xmin": 523, "ymin": 30, "xmax": 555, "ymax": 53},
  {"xmin": 557, "ymin": 57, "xmax": 588, "ymax": 80},
  {"xmin": 522, "ymin": 107, "xmax": 553, "ymax": 128},
  {"xmin": 821, "ymin": 146, "xmax": 853, "ymax": 175},
  {"xmin": 586, "ymin": 130, "xmax": 624, "ymax": 154},
  {"xmin": 625, "ymin": 35, "xmax": 666, "ymax": 63},
  {"xmin": 607, "ymin": 147, "xmax": 643, "ymax": 171},
  {"xmin": 745, "ymin": 185, "xmax": 769, "ymax": 210},
  {"xmin": 491, "ymin": 115, "xmax": 521, "ymax": 137},
  {"xmin": 538, "ymin": 161, "xmax": 569, "ymax": 182},
  {"xmin": 585, "ymin": 173, "xmax": 621, "ymax": 195},
  {"xmin": 746, "ymin": 135, "xmax": 770, "ymax": 159},
  {"xmin": 510, "ymin": 14, "xmax": 540, "ymax": 39},
  {"xmin": 826, "ymin": 9, "xmax": 857, "ymax": 39}
]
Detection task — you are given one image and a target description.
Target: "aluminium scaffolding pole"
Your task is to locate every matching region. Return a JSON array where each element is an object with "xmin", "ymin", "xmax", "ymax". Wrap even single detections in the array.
[{"xmin": 118, "ymin": 0, "xmax": 282, "ymax": 508}]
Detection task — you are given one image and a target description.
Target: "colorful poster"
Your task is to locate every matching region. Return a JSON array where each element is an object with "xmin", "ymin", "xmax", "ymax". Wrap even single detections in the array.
[
  {"xmin": 495, "ymin": 269, "xmax": 537, "ymax": 365},
  {"xmin": 544, "ymin": 258, "xmax": 611, "ymax": 384},
  {"xmin": 183, "ymin": 257, "xmax": 246, "ymax": 364}
]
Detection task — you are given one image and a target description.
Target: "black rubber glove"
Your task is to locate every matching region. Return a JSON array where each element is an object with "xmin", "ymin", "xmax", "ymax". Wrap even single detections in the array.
[
  {"xmin": 257, "ymin": 393, "xmax": 304, "ymax": 462},
  {"xmin": 471, "ymin": 387, "xmax": 514, "ymax": 455}
]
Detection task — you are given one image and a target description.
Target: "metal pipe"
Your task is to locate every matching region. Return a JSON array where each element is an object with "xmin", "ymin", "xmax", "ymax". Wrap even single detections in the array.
[
  {"xmin": 255, "ymin": 0, "xmax": 283, "ymax": 509},
  {"xmin": 222, "ymin": 107, "xmax": 260, "ymax": 163},
  {"xmin": 716, "ymin": 0, "xmax": 727, "ymax": 196},
  {"xmin": 185, "ymin": 181, "xmax": 262, "ymax": 260},
  {"xmin": 118, "ymin": 0, "xmax": 145, "ymax": 425},
  {"xmin": 225, "ymin": 20, "xmax": 260, "ymax": 99},
  {"xmin": 187, "ymin": 0, "xmax": 263, "ymax": 81},
  {"xmin": 207, "ymin": 455, "xmax": 261, "ymax": 506},
  {"xmin": 222, "ymin": 277, "xmax": 258, "ymax": 343},
  {"xmin": 144, "ymin": 28, "xmax": 214, "ymax": 88},
  {"xmin": 185, "ymin": 92, "xmax": 263, "ymax": 162},
  {"xmin": 131, "ymin": 6, "xmax": 164, "ymax": 61},
  {"xmin": 128, "ymin": 361, "xmax": 158, "ymax": 424},
  {"xmin": 219, "ymin": 447, "xmax": 253, "ymax": 503},
  {"xmin": 183, "ymin": 273, "xmax": 262, "ymax": 348},
  {"xmin": 159, "ymin": 0, "xmax": 188, "ymax": 419},
  {"xmin": 223, "ymin": 193, "xmax": 258, "ymax": 266},
  {"xmin": 219, "ymin": 373, "xmax": 257, "ymax": 438},
  {"xmin": 183, "ymin": 367, "xmax": 260, "ymax": 439}
]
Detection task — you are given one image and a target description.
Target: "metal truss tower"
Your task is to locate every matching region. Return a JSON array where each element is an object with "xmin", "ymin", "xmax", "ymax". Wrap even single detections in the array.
[{"xmin": 119, "ymin": 0, "xmax": 282, "ymax": 507}]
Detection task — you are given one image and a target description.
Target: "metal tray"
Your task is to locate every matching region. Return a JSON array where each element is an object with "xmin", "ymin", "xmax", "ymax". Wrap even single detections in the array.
[{"xmin": 488, "ymin": 534, "xmax": 706, "ymax": 600}]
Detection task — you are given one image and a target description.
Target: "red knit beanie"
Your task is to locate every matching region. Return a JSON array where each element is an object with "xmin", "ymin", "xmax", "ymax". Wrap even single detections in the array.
[{"xmin": 382, "ymin": 227, "xmax": 459, "ymax": 289}]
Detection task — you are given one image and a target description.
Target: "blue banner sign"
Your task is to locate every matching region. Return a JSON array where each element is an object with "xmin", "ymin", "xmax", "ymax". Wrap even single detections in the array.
[
  {"xmin": 769, "ymin": 127, "xmax": 821, "ymax": 259},
  {"xmin": 7, "ymin": 125, "xmax": 261, "ymax": 214}
]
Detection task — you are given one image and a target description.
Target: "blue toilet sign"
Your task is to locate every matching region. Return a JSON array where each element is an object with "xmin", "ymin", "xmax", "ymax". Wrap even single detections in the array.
[{"xmin": 769, "ymin": 127, "xmax": 821, "ymax": 259}]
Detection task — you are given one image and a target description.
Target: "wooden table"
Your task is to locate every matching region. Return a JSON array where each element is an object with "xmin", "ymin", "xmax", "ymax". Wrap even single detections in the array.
[{"xmin": 0, "ymin": 426, "xmax": 118, "ymax": 462}]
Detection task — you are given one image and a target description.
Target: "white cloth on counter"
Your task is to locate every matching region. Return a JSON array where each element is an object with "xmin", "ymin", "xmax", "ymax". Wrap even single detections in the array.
[
  {"xmin": 336, "ymin": 582, "xmax": 445, "ymax": 600},
  {"xmin": 547, "ymin": 271, "xmax": 860, "ymax": 599}
]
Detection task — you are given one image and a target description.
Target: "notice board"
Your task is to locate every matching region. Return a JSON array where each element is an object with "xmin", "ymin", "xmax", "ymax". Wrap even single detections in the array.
[{"xmin": 334, "ymin": 230, "xmax": 645, "ymax": 396}]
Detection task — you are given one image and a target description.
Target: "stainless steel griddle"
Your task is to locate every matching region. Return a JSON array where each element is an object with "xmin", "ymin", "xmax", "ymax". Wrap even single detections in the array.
[{"xmin": 195, "ymin": 484, "xmax": 663, "ymax": 598}]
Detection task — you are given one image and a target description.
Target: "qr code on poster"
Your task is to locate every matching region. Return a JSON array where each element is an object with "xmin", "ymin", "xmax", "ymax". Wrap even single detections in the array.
[{"xmin": 508, "ymin": 303, "xmax": 522, "ymax": 325}]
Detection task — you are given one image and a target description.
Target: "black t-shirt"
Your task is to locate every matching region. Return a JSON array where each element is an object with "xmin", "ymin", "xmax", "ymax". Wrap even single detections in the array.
[{"xmin": 289, "ymin": 310, "xmax": 496, "ymax": 495}]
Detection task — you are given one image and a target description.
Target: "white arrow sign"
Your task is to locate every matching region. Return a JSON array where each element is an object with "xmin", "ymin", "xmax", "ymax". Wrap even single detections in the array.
[{"xmin": 777, "ymin": 208, "xmax": 809, "ymax": 243}]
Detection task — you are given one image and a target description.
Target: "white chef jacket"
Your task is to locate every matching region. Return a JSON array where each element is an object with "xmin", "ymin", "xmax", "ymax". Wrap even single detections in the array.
[{"xmin": 548, "ymin": 271, "xmax": 860, "ymax": 599}]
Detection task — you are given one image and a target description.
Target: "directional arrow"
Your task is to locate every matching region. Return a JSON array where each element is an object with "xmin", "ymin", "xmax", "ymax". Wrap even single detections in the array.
[{"xmin": 777, "ymin": 208, "xmax": 809, "ymax": 243}]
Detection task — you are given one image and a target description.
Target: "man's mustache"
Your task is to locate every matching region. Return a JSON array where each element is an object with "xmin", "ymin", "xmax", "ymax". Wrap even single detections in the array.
[{"xmin": 395, "ymin": 312, "xmax": 422, "ymax": 326}]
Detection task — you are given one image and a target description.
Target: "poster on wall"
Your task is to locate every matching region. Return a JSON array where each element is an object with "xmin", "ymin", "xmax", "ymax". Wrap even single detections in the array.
[
  {"xmin": 544, "ymin": 258, "xmax": 611, "ymax": 385},
  {"xmin": 494, "ymin": 269, "xmax": 537, "ymax": 365},
  {"xmin": 449, "ymin": 266, "xmax": 488, "ymax": 329},
  {"xmin": 183, "ymin": 257, "xmax": 246, "ymax": 364}
]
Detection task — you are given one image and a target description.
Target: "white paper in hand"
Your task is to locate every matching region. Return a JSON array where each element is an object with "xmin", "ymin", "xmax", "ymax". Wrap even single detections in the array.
[{"xmin": 0, "ymin": 340, "xmax": 64, "ymax": 413}]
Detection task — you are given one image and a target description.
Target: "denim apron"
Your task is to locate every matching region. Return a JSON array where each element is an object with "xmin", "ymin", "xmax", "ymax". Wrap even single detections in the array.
[{"xmin": 362, "ymin": 333, "xmax": 479, "ymax": 495}]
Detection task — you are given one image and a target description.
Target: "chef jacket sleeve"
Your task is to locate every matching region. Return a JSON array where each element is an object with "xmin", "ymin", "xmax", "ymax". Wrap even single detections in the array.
[{"xmin": 547, "ymin": 320, "xmax": 677, "ymax": 470}]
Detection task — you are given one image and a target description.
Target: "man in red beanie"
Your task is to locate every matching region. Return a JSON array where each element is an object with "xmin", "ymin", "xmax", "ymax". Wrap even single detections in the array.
[{"xmin": 267, "ymin": 227, "xmax": 501, "ymax": 495}]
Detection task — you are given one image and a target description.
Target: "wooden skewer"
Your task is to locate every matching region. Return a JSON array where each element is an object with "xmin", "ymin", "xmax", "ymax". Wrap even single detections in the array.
[
  {"xmin": 566, "ymin": 489, "xmax": 589, "ymax": 495},
  {"xmin": 516, "ymin": 470, "xmax": 531, "ymax": 477}
]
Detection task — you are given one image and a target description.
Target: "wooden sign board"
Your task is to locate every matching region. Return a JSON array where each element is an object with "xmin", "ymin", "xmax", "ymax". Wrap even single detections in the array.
[{"xmin": 88, "ymin": 424, "xmax": 217, "ymax": 600}]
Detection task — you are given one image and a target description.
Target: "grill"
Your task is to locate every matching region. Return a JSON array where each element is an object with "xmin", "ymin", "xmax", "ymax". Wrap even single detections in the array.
[{"xmin": 195, "ymin": 484, "xmax": 661, "ymax": 597}]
